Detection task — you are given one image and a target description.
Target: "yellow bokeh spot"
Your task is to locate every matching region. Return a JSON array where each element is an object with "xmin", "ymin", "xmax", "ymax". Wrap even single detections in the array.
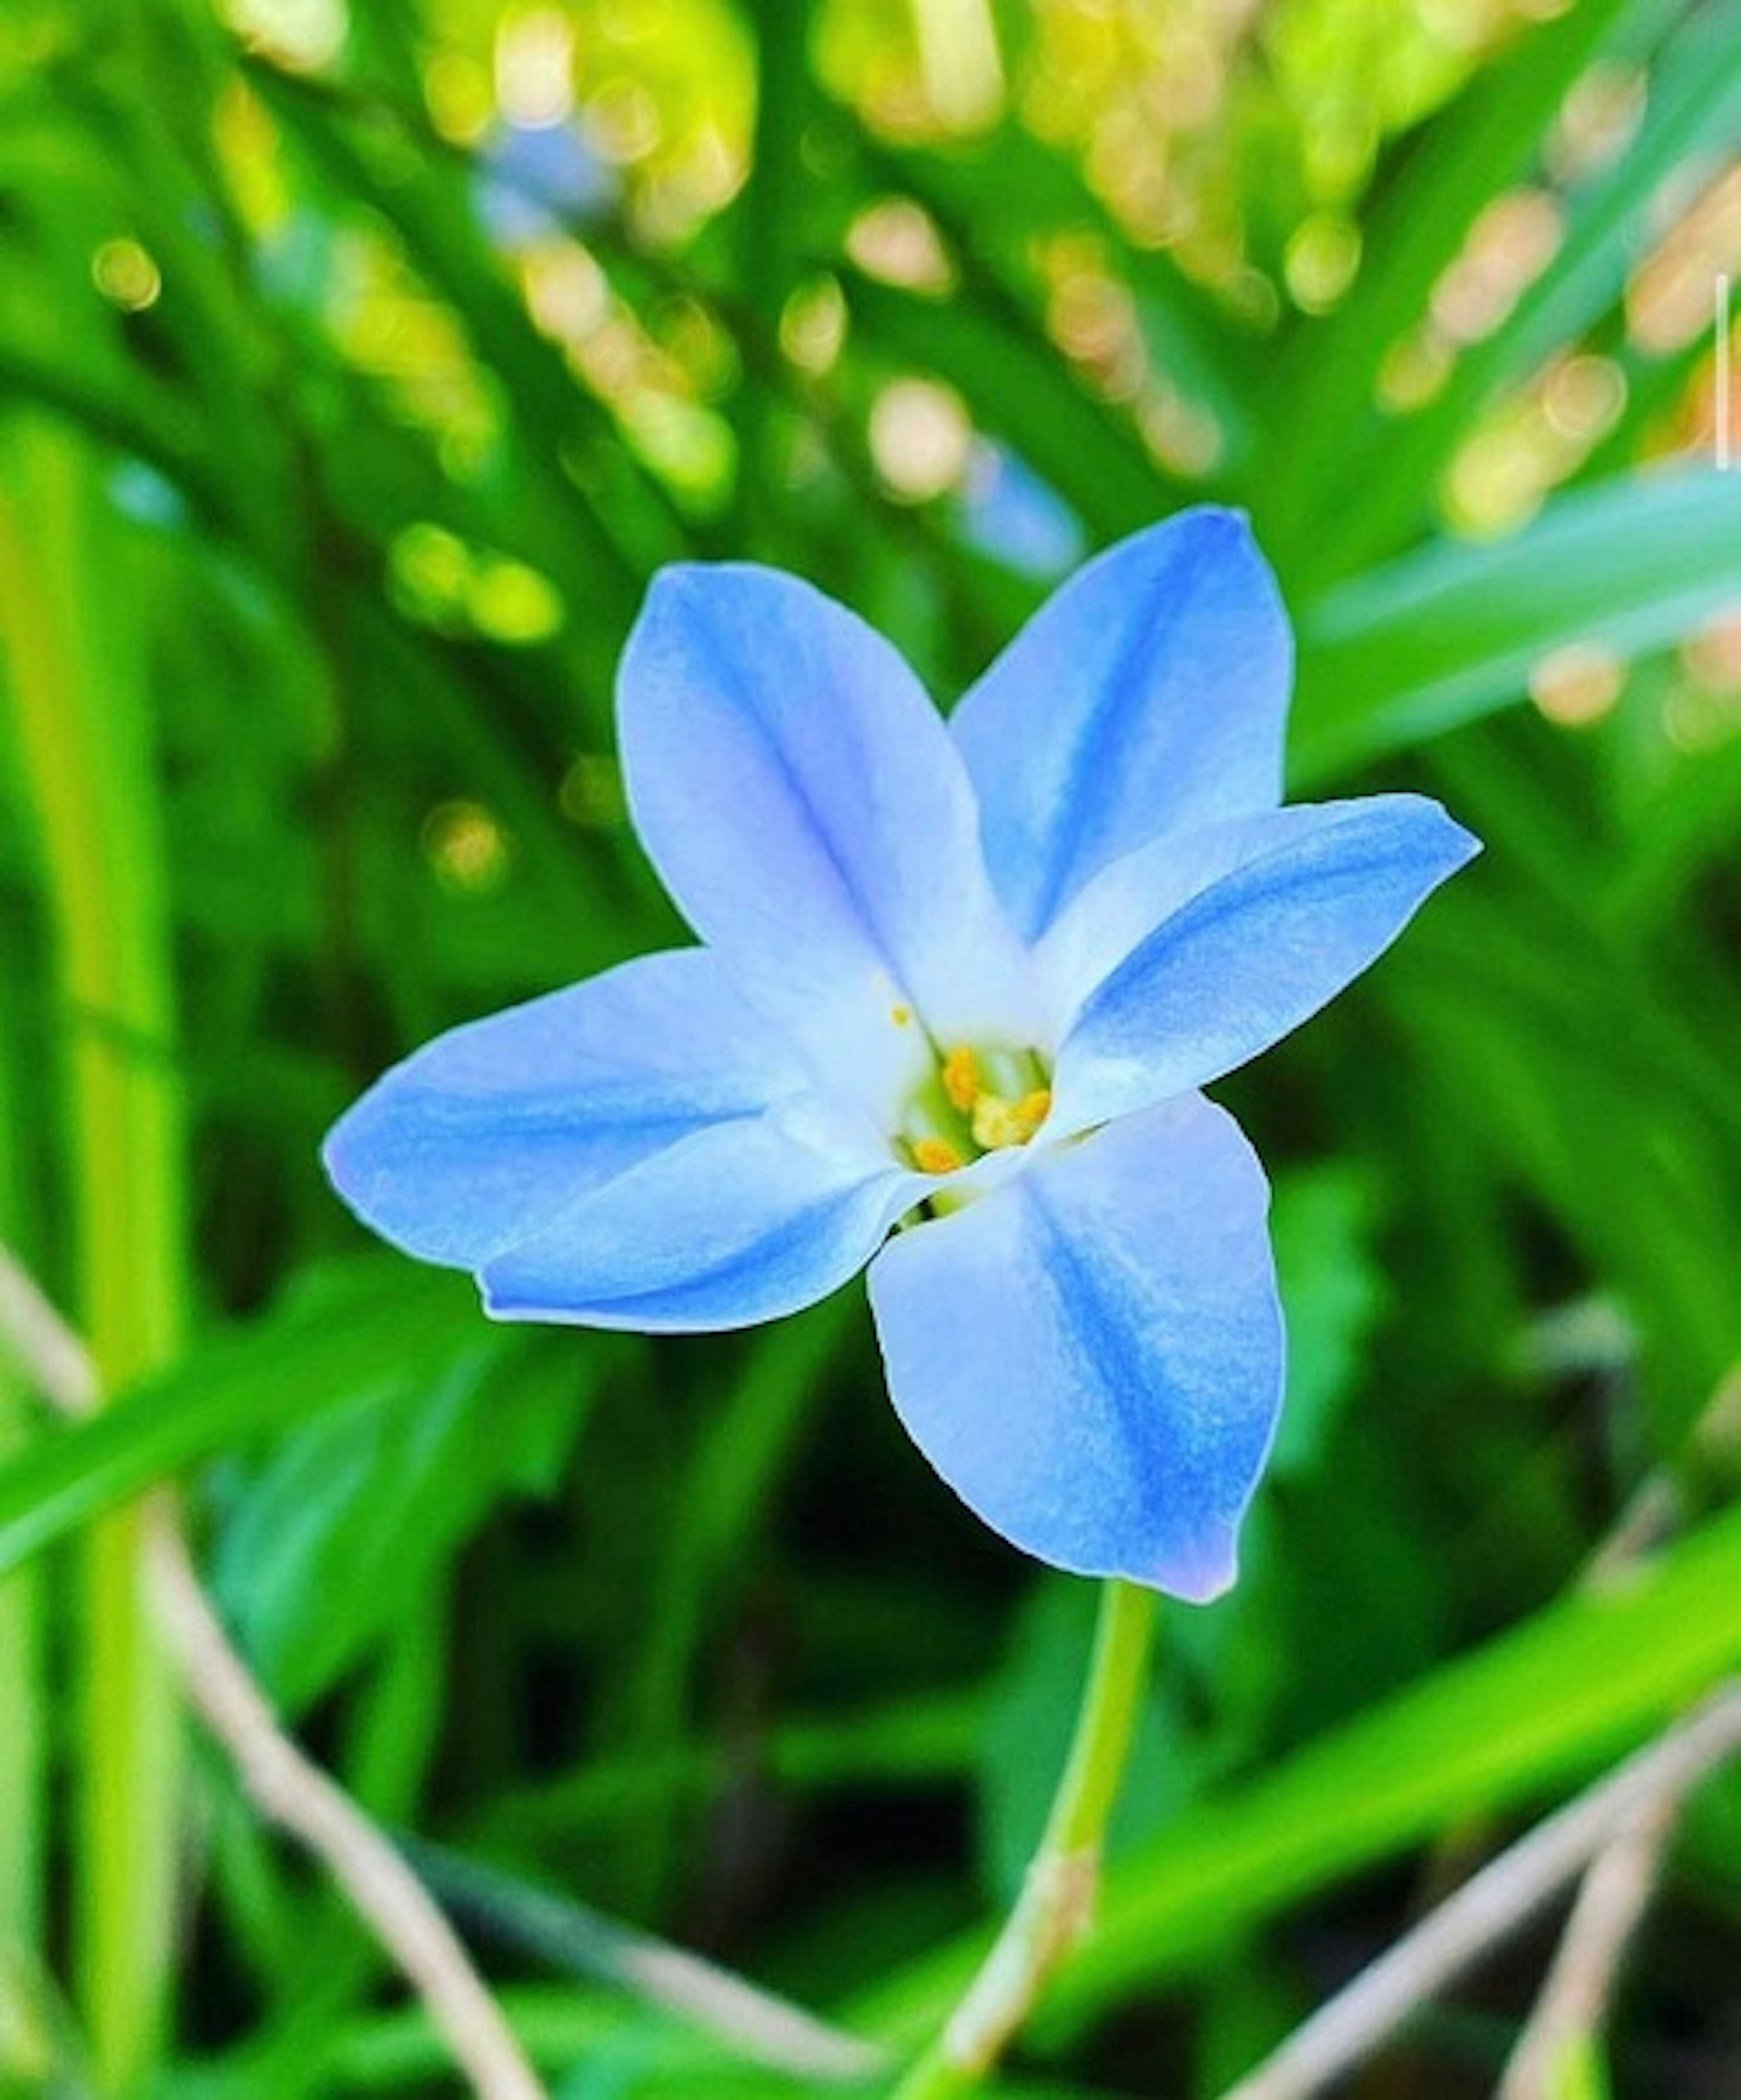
[
  {"xmin": 869, "ymin": 377, "xmax": 973, "ymax": 503},
  {"xmin": 389, "ymin": 523, "xmax": 565, "ymax": 644},
  {"xmin": 92, "ymin": 238, "xmax": 161, "ymax": 312},
  {"xmin": 1529, "ymin": 643, "xmax": 1624, "ymax": 728},
  {"xmin": 496, "ymin": 6, "xmax": 574, "ymax": 130},
  {"xmin": 422, "ymin": 799, "xmax": 513, "ymax": 894}
]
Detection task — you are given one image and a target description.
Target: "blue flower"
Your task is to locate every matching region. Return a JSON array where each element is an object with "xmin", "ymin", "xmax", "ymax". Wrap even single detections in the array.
[{"xmin": 323, "ymin": 509, "xmax": 1478, "ymax": 1600}]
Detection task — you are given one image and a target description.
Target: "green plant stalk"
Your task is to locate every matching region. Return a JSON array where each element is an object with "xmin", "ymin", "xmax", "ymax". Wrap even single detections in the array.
[
  {"xmin": 892, "ymin": 1580, "xmax": 1159, "ymax": 2097},
  {"xmin": 0, "ymin": 1410, "xmax": 44, "ymax": 1966},
  {"xmin": 0, "ymin": 417, "xmax": 186, "ymax": 2089},
  {"xmin": 733, "ymin": 0, "xmax": 811, "ymax": 556},
  {"xmin": 0, "ymin": 998, "xmax": 46, "ymax": 1961},
  {"xmin": 0, "ymin": 1377, "xmax": 43, "ymax": 1948}
]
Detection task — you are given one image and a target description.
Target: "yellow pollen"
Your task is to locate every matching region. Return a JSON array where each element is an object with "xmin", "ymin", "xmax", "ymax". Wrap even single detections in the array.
[
  {"xmin": 970, "ymin": 1087, "xmax": 1052, "ymax": 1151},
  {"xmin": 912, "ymin": 1136, "xmax": 964, "ymax": 1176},
  {"xmin": 941, "ymin": 1045, "xmax": 981, "ymax": 1112},
  {"xmin": 891, "ymin": 1004, "xmax": 912, "ymax": 1027}
]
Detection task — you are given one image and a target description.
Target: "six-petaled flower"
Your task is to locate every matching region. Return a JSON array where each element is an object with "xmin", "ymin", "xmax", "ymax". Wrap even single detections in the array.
[{"xmin": 323, "ymin": 508, "xmax": 1478, "ymax": 1599}]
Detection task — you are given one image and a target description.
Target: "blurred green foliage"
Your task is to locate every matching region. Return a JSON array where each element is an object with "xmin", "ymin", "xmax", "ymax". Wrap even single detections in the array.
[{"xmin": 0, "ymin": 1, "xmax": 1737, "ymax": 2095}]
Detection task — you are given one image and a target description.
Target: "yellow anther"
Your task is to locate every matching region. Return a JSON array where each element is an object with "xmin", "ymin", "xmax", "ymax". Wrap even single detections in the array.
[
  {"xmin": 1016, "ymin": 1087, "xmax": 1052, "ymax": 1133},
  {"xmin": 941, "ymin": 1045, "xmax": 981, "ymax": 1112},
  {"xmin": 911, "ymin": 1136, "xmax": 965, "ymax": 1176},
  {"xmin": 970, "ymin": 1087, "xmax": 1052, "ymax": 1152},
  {"xmin": 895, "ymin": 1044, "xmax": 1051, "ymax": 1176}
]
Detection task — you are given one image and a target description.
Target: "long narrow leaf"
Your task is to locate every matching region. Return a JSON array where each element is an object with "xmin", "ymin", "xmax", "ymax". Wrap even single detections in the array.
[
  {"xmin": 0, "ymin": 1266, "xmax": 483, "ymax": 1580},
  {"xmin": 1291, "ymin": 467, "xmax": 1741, "ymax": 780},
  {"xmin": 1323, "ymin": 7, "xmax": 1741, "ymax": 572},
  {"xmin": 1260, "ymin": 0, "xmax": 1649, "ymax": 566}
]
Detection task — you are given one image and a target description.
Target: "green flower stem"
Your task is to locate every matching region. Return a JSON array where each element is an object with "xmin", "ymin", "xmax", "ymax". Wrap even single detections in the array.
[
  {"xmin": 0, "ymin": 419, "xmax": 185, "ymax": 2090},
  {"xmin": 892, "ymin": 1580, "xmax": 1160, "ymax": 2098}
]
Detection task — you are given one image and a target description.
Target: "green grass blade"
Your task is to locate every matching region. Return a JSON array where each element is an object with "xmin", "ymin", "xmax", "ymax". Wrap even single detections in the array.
[
  {"xmin": 0, "ymin": 416, "xmax": 185, "ymax": 2092},
  {"xmin": 1320, "ymin": 10, "xmax": 1741, "ymax": 573},
  {"xmin": 0, "ymin": 973, "xmax": 46, "ymax": 1958},
  {"xmin": 1290, "ymin": 467, "xmax": 1741, "ymax": 782},
  {"xmin": 0, "ymin": 1266, "xmax": 481, "ymax": 1582},
  {"xmin": 1260, "ymin": 0, "xmax": 1646, "ymax": 567}
]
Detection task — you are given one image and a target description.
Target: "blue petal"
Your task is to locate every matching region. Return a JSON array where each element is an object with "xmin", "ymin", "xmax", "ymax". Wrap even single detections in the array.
[
  {"xmin": 618, "ymin": 565, "xmax": 1037, "ymax": 1120},
  {"xmin": 1050, "ymin": 795, "xmax": 1480, "ymax": 1133},
  {"xmin": 867, "ymin": 1095, "xmax": 1282, "ymax": 1599},
  {"xmin": 1036, "ymin": 794, "xmax": 1460, "ymax": 1028},
  {"xmin": 481, "ymin": 1108, "xmax": 918, "ymax": 1332},
  {"xmin": 322, "ymin": 949, "xmax": 801, "ymax": 1270},
  {"xmin": 950, "ymin": 508, "xmax": 1292, "ymax": 940}
]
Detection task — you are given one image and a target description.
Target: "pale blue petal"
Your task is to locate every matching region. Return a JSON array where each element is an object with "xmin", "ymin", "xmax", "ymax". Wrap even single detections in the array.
[
  {"xmin": 322, "ymin": 949, "xmax": 801, "ymax": 1271},
  {"xmin": 950, "ymin": 508, "xmax": 1292, "ymax": 940},
  {"xmin": 618, "ymin": 564, "xmax": 1038, "ymax": 1121},
  {"xmin": 481, "ymin": 1109, "xmax": 918, "ymax": 1332},
  {"xmin": 1050, "ymin": 795, "xmax": 1479, "ymax": 1133},
  {"xmin": 1036, "ymin": 796, "xmax": 1453, "ymax": 1030},
  {"xmin": 867, "ymin": 1096, "xmax": 1282, "ymax": 1599}
]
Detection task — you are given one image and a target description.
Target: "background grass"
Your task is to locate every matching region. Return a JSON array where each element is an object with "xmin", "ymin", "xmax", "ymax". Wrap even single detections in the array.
[{"xmin": 0, "ymin": 1, "xmax": 1737, "ymax": 2095}]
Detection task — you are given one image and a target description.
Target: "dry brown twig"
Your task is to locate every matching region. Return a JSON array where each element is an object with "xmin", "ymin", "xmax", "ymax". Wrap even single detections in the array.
[
  {"xmin": 0, "ymin": 1242, "xmax": 550, "ymax": 2100},
  {"xmin": 1, "ymin": 1243, "xmax": 885, "ymax": 2092},
  {"xmin": 1216, "ymin": 1682, "xmax": 1741, "ymax": 2100},
  {"xmin": 1497, "ymin": 1779, "xmax": 1681, "ymax": 2100}
]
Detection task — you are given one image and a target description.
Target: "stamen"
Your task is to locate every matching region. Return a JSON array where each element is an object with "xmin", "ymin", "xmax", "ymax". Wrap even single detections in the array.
[
  {"xmin": 1016, "ymin": 1087, "xmax": 1051, "ymax": 1131},
  {"xmin": 941, "ymin": 1045, "xmax": 981, "ymax": 1113},
  {"xmin": 894, "ymin": 1043, "xmax": 1051, "ymax": 1178},
  {"xmin": 911, "ymin": 1136, "xmax": 965, "ymax": 1176},
  {"xmin": 970, "ymin": 1087, "xmax": 1052, "ymax": 1151}
]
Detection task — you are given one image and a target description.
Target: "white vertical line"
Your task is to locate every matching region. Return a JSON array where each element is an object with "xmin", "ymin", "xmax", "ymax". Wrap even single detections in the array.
[{"xmin": 1718, "ymin": 273, "xmax": 1732, "ymax": 471}]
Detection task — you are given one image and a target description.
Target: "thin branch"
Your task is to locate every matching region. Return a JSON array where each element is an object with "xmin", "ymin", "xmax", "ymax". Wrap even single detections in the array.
[
  {"xmin": 146, "ymin": 1520, "xmax": 549, "ymax": 2100},
  {"xmin": 1492, "ymin": 1377, "xmax": 1741, "ymax": 2095},
  {"xmin": 0, "ymin": 1245, "xmax": 548, "ymax": 2100},
  {"xmin": 1216, "ymin": 1682, "xmax": 1741, "ymax": 2100},
  {"xmin": 1583, "ymin": 1369, "xmax": 1741, "ymax": 1590},
  {"xmin": 0, "ymin": 1248, "xmax": 100, "ymax": 1416},
  {"xmin": 2, "ymin": 1243, "xmax": 885, "ymax": 2089},
  {"xmin": 405, "ymin": 1840, "xmax": 889, "ymax": 2084},
  {"xmin": 1496, "ymin": 1783, "xmax": 1677, "ymax": 2100}
]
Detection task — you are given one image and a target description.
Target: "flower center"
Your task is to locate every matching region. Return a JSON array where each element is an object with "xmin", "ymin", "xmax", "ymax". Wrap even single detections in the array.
[{"xmin": 898, "ymin": 1042, "xmax": 1052, "ymax": 1176}]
